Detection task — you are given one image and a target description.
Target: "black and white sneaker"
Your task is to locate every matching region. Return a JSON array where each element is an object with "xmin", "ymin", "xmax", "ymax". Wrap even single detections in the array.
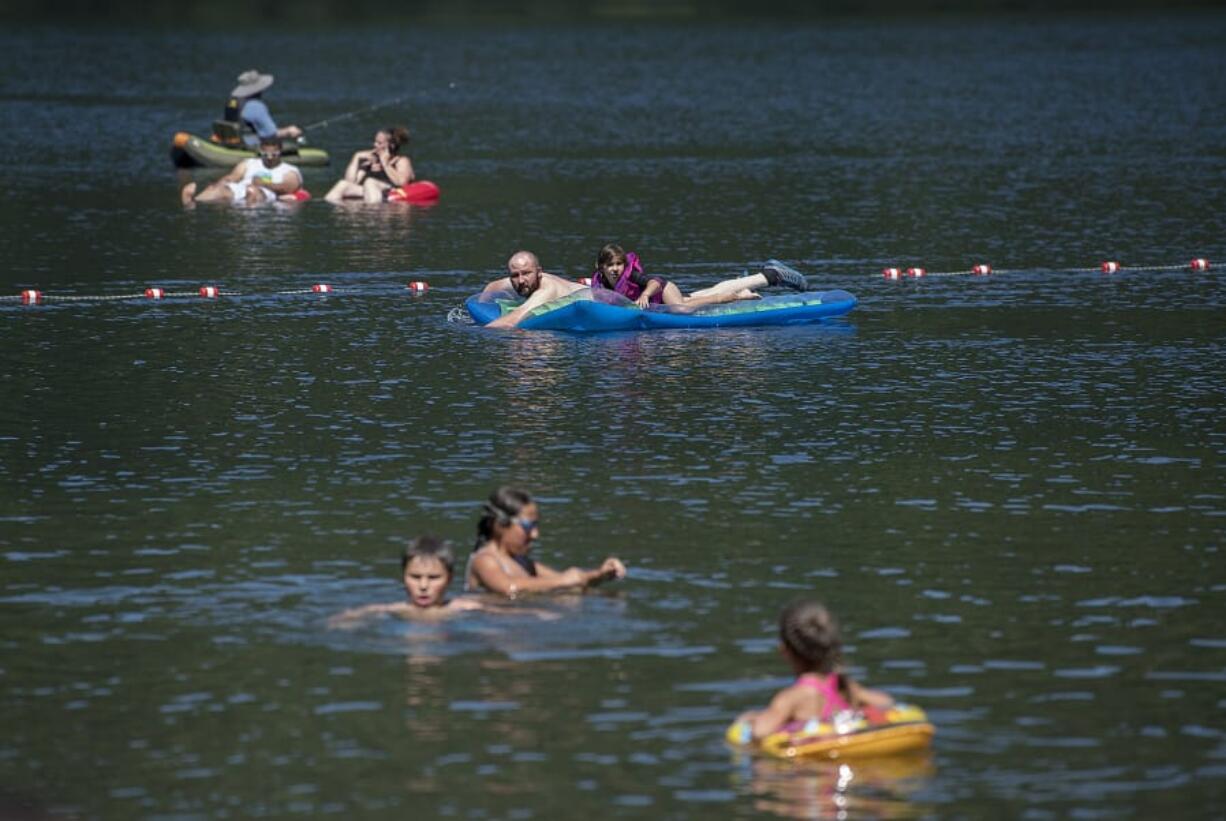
[{"xmin": 762, "ymin": 259, "xmax": 807, "ymax": 292}]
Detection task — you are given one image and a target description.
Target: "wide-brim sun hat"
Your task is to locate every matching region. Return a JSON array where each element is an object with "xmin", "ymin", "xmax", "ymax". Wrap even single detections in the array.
[{"xmin": 232, "ymin": 70, "xmax": 274, "ymax": 97}]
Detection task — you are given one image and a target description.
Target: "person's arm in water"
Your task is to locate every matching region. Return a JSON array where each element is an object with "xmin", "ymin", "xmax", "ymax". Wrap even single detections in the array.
[
  {"xmin": 327, "ymin": 602, "xmax": 410, "ymax": 628},
  {"xmin": 735, "ymin": 686, "xmax": 804, "ymax": 741},
  {"xmin": 328, "ymin": 596, "xmax": 484, "ymax": 628},
  {"xmin": 487, "ymin": 280, "xmax": 562, "ymax": 329},
  {"xmin": 534, "ymin": 557, "xmax": 626, "ymax": 588},
  {"xmin": 846, "ymin": 677, "xmax": 894, "ymax": 709},
  {"xmin": 470, "ymin": 553, "xmax": 626, "ymax": 597}
]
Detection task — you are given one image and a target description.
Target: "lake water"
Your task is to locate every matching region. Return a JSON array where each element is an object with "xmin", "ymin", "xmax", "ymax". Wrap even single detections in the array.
[{"xmin": 2, "ymin": 13, "xmax": 1225, "ymax": 818}]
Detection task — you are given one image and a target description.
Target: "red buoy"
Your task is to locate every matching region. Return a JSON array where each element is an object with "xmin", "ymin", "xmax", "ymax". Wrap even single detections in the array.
[
  {"xmin": 906, "ymin": 267, "xmax": 926, "ymax": 278},
  {"xmin": 971, "ymin": 264, "xmax": 991, "ymax": 276},
  {"xmin": 199, "ymin": 285, "xmax": 219, "ymax": 298},
  {"xmin": 406, "ymin": 281, "xmax": 429, "ymax": 293},
  {"xmin": 1190, "ymin": 258, "xmax": 1210, "ymax": 272},
  {"xmin": 882, "ymin": 267, "xmax": 902, "ymax": 280},
  {"xmin": 21, "ymin": 289, "xmax": 42, "ymax": 305},
  {"xmin": 144, "ymin": 288, "xmax": 165, "ymax": 299},
  {"xmin": 1101, "ymin": 261, "xmax": 1120, "ymax": 274},
  {"xmin": 312, "ymin": 283, "xmax": 333, "ymax": 293}
]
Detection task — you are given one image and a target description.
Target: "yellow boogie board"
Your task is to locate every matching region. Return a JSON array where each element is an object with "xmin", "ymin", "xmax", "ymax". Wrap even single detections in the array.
[{"xmin": 726, "ymin": 705, "xmax": 935, "ymax": 760}]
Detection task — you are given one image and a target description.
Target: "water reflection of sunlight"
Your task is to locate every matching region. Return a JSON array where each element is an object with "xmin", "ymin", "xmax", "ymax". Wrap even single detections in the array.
[{"xmin": 729, "ymin": 749, "xmax": 936, "ymax": 819}]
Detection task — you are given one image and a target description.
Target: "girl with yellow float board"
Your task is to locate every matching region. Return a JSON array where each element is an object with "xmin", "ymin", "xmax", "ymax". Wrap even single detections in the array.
[{"xmin": 727, "ymin": 599, "xmax": 935, "ymax": 759}]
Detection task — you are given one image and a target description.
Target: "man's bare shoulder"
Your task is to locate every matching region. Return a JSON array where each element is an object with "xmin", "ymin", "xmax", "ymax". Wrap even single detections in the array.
[{"xmin": 540, "ymin": 273, "xmax": 587, "ymax": 298}]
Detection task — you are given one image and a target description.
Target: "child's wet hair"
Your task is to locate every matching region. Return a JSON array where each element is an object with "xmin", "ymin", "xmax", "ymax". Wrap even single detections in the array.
[
  {"xmin": 474, "ymin": 486, "xmax": 533, "ymax": 550},
  {"xmin": 596, "ymin": 243, "xmax": 627, "ymax": 272},
  {"xmin": 402, "ymin": 535, "xmax": 455, "ymax": 575},
  {"xmin": 779, "ymin": 599, "xmax": 843, "ymax": 673}
]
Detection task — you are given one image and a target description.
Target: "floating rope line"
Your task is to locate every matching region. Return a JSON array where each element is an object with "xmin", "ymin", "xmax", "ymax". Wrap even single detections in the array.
[
  {"xmin": 879, "ymin": 258, "xmax": 1211, "ymax": 280},
  {"xmin": 6, "ymin": 259, "xmax": 1214, "ymax": 306},
  {"xmin": 7, "ymin": 281, "xmax": 432, "ymax": 306}
]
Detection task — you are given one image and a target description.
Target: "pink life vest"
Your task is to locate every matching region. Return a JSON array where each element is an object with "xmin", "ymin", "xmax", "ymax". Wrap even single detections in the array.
[{"xmin": 590, "ymin": 251, "xmax": 665, "ymax": 305}]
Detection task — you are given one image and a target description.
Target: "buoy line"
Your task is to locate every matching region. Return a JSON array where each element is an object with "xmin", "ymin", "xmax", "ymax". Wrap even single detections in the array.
[
  {"xmin": 4, "ymin": 258, "xmax": 1215, "ymax": 306},
  {"xmin": 3, "ymin": 282, "xmax": 433, "ymax": 305},
  {"xmin": 880, "ymin": 258, "xmax": 1210, "ymax": 280}
]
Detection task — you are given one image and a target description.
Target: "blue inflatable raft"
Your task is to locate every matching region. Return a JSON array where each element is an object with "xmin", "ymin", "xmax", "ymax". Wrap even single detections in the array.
[{"xmin": 466, "ymin": 288, "xmax": 857, "ymax": 332}]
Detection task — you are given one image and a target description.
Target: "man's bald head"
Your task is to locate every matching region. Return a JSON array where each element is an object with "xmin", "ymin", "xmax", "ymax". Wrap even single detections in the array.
[
  {"xmin": 507, "ymin": 251, "xmax": 540, "ymax": 273},
  {"xmin": 507, "ymin": 250, "xmax": 544, "ymax": 297}
]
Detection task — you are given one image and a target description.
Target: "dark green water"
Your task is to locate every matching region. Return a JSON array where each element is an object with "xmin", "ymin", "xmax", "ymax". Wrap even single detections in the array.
[{"xmin": 2, "ymin": 15, "xmax": 1225, "ymax": 818}]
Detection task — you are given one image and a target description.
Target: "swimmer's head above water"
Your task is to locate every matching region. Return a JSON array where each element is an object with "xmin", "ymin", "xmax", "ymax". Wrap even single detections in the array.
[
  {"xmin": 507, "ymin": 251, "xmax": 544, "ymax": 297},
  {"xmin": 474, "ymin": 486, "xmax": 539, "ymax": 557},
  {"xmin": 596, "ymin": 243, "xmax": 628, "ymax": 288},
  {"xmin": 401, "ymin": 535, "xmax": 457, "ymax": 608},
  {"xmin": 779, "ymin": 599, "xmax": 843, "ymax": 674}
]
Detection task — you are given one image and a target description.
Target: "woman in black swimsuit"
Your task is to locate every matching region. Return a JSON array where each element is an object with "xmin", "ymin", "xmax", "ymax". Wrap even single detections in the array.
[{"xmin": 324, "ymin": 125, "xmax": 415, "ymax": 203}]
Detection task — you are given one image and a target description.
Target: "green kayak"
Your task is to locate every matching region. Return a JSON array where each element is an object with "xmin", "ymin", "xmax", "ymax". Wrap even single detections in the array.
[{"xmin": 171, "ymin": 131, "xmax": 330, "ymax": 169}]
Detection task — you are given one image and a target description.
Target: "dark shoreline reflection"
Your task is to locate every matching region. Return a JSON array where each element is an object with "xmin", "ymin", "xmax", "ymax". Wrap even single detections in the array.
[{"xmin": 4, "ymin": 0, "xmax": 1216, "ymax": 25}]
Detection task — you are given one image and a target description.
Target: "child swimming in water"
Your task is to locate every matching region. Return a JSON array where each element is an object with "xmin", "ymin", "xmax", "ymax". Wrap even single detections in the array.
[
  {"xmin": 328, "ymin": 536, "xmax": 481, "ymax": 627},
  {"xmin": 733, "ymin": 599, "xmax": 895, "ymax": 741},
  {"xmin": 465, "ymin": 486, "xmax": 626, "ymax": 598},
  {"xmin": 592, "ymin": 243, "xmax": 807, "ymax": 310}
]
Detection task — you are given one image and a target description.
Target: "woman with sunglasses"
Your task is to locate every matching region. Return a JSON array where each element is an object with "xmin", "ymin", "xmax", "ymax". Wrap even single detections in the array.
[
  {"xmin": 324, "ymin": 126, "xmax": 414, "ymax": 204},
  {"xmin": 464, "ymin": 486, "xmax": 626, "ymax": 598}
]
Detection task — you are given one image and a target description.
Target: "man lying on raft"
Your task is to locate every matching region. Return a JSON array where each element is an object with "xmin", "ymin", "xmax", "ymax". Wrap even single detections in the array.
[
  {"xmin": 481, "ymin": 248, "xmax": 809, "ymax": 330},
  {"xmin": 481, "ymin": 250, "xmax": 589, "ymax": 329}
]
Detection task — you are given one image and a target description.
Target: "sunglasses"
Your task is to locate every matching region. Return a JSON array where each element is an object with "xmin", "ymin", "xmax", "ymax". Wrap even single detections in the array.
[{"xmin": 516, "ymin": 518, "xmax": 539, "ymax": 533}]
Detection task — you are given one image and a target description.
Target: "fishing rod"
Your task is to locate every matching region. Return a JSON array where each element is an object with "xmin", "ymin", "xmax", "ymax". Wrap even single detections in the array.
[{"xmin": 301, "ymin": 94, "xmax": 413, "ymax": 132}]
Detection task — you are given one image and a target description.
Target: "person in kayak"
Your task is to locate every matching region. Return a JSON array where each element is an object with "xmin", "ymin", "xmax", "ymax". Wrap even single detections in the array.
[
  {"xmin": 481, "ymin": 250, "xmax": 589, "ymax": 329},
  {"xmin": 324, "ymin": 126, "xmax": 415, "ymax": 203},
  {"xmin": 465, "ymin": 487, "xmax": 626, "ymax": 598},
  {"xmin": 224, "ymin": 69, "xmax": 303, "ymax": 148},
  {"xmin": 592, "ymin": 243, "xmax": 808, "ymax": 309},
  {"xmin": 180, "ymin": 136, "xmax": 302, "ymax": 207}
]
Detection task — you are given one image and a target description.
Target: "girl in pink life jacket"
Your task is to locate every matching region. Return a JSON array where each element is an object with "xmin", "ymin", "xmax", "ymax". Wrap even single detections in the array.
[
  {"xmin": 591, "ymin": 244, "xmax": 809, "ymax": 310},
  {"xmin": 732, "ymin": 599, "xmax": 894, "ymax": 741}
]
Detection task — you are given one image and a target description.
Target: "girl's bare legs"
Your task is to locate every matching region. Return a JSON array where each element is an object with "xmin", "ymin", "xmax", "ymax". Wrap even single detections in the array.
[
  {"xmin": 691, "ymin": 262, "xmax": 807, "ymax": 298},
  {"xmin": 656, "ymin": 281, "xmax": 756, "ymax": 311},
  {"xmin": 690, "ymin": 272, "xmax": 771, "ymax": 299},
  {"xmin": 362, "ymin": 178, "xmax": 390, "ymax": 203},
  {"xmin": 325, "ymin": 179, "xmax": 363, "ymax": 203}
]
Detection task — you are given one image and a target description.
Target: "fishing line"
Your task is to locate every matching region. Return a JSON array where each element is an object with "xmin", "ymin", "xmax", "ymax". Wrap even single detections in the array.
[{"xmin": 301, "ymin": 95, "xmax": 414, "ymax": 133}]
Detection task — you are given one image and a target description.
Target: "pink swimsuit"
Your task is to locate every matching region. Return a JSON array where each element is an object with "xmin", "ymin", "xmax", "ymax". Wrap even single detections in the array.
[{"xmin": 795, "ymin": 672, "xmax": 851, "ymax": 721}]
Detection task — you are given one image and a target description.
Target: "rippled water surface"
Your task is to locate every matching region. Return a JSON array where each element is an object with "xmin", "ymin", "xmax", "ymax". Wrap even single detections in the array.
[{"xmin": 2, "ymin": 14, "xmax": 1226, "ymax": 819}]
